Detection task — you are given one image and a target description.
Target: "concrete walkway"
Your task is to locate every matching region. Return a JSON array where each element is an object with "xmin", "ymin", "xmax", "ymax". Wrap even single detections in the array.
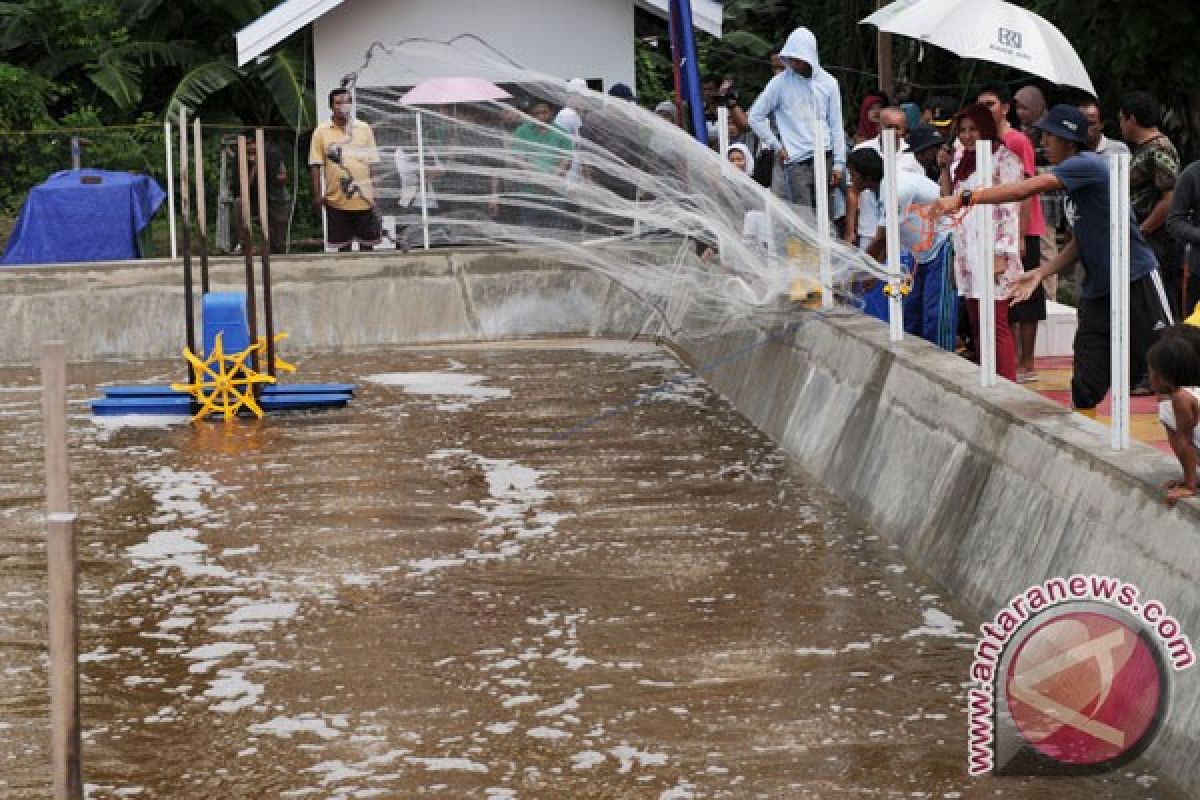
[{"xmin": 1028, "ymin": 355, "xmax": 1171, "ymax": 455}]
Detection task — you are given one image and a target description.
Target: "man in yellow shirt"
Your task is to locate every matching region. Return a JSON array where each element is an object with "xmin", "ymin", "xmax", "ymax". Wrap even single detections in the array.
[{"xmin": 308, "ymin": 87, "xmax": 381, "ymax": 251}]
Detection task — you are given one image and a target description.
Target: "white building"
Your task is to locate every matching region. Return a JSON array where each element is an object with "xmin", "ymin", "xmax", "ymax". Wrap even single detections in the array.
[{"xmin": 236, "ymin": 0, "xmax": 722, "ymax": 101}]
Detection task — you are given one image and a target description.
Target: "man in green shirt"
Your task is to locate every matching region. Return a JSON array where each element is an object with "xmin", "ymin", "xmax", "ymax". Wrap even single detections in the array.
[{"xmin": 498, "ymin": 99, "xmax": 572, "ymax": 231}]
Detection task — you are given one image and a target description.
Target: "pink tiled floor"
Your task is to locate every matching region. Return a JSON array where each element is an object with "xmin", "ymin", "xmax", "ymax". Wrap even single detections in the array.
[{"xmin": 1026, "ymin": 355, "xmax": 1171, "ymax": 454}]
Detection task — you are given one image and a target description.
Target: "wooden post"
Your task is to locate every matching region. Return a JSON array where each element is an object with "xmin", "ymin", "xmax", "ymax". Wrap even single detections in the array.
[
  {"xmin": 254, "ymin": 129, "xmax": 277, "ymax": 379},
  {"xmin": 877, "ymin": 1, "xmax": 894, "ymax": 98},
  {"xmin": 193, "ymin": 117, "xmax": 210, "ymax": 295},
  {"xmin": 40, "ymin": 342, "xmax": 82, "ymax": 800},
  {"xmin": 237, "ymin": 135, "xmax": 260, "ymax": 372}
]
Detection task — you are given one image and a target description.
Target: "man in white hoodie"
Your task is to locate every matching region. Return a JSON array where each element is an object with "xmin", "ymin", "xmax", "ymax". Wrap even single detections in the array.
[{"xmin": 748, "ymin": 27, "xmax": 846, "ymax": 219}]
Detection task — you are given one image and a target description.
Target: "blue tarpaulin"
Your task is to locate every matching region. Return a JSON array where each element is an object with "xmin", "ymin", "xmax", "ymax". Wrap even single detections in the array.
[{"xmin": 1, "ymin": 169, "xmax": 166, "ymax": 266}]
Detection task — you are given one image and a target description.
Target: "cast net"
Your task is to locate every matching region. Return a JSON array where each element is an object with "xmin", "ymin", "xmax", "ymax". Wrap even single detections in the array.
[{"xmin": 330, "ymin": 37, "xmax": 891, "ymax": 337}]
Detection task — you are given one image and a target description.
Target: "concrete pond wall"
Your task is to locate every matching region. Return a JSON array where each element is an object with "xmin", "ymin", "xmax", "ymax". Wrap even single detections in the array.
[{"xmin": 3, "ymin": 250, "xmax": 1198, "ymax": 792}]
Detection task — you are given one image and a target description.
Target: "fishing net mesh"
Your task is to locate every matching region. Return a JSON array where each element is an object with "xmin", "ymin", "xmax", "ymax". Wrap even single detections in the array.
[{"xmin": 331, "ymin": 38, "xmax": 889, "ymax": 337}]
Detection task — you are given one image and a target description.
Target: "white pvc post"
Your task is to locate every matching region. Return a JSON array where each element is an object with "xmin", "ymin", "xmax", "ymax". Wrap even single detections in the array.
[
  {"xmin": 415, "ymin": 111, "xmax": 430, "ymax": 251},
  {"xmin": 164, "ymin": 120, "xmax": 177, "ymax": 260},
  {"xmin": 717, "ymin": 105, "xmax": 730, "ymax": 159},
  {"xmin": 1109, "ymin": 152, "xmax": 1131, "ymax": 450},
  {"xmin": 883, "ymin": 129, "xmax": 903, "ymax": 342},
  {"xmin": 812, "ymin": 99, "xmax": 833, "ymax": 310},
  {"xmin": 977, "ymin": 143, "xmax": 996, "ymax": 387}
]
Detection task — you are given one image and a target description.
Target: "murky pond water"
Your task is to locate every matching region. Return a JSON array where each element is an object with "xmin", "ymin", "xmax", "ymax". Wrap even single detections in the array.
[{"xmin": 0, "ymin": 341, "xmax": 1177, "ymax": 798}]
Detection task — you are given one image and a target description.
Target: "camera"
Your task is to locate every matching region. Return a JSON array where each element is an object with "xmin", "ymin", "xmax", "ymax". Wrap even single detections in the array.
[{"xmin": 716, "ymin": 88, "xmax": 740, "ymax": 107}]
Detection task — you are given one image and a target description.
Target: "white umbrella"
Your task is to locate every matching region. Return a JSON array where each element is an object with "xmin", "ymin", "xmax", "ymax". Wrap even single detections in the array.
[{"xmin": 862, "ymin": 0, "xmax": 1096, "ymax": 96}]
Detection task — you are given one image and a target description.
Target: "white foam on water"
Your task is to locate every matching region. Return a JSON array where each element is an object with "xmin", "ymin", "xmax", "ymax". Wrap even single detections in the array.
[
  {"xmin": 134, "ymin": 467, "xmax": 222, "ymax": 521},
  {"xmin": 902, "ymin": 608, "xmax": 972, "ymax": 640},
  {"xmin": 526, "ymin": 726, "xmax": 570, "ymax": 739},
  {"xmin": 570, "ymin": 750, "xmax": 607, "ymax": 770},
  {"xmin": 485, "ymin": 721, "xmax": 517, "ymax": 735},
  {"xmin": 302, "ymin": 760, "xmax": 371, "ymax": 785},
  {"xmin": 249, "ymin": 715, "xmax": 344, "ymax": 740},
  {"xmin": 537, "ymin": 691, "xmax": 583, "ymax": 717},
  {"xmin": 363, "ymin": 372, "xmax": 510, "ymax": 410},
  {"xmin": 90, "ymin": 414, "xmax": 189, "ymax": 441},
  {"xmin": 412, "ymin": 449, "xmax": 565, "ymax": 576},
  {"xmin": 610, "ymin": 745, "xmax": 669, "ymax": 773},
  {"xmin": 205, "ymin": 670, "xmax": 264, "ymax": 713},
  {"xmin": 404, "ymin": 756, "xmax": 488, "ymax": 773},
  {"xmin": 183, "ymin": 642, "xmax": 255, "ymax": 661}
]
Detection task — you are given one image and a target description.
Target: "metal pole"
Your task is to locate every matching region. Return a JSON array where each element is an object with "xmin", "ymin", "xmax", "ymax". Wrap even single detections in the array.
[
  {"xmin": 164, "ymin": 120, "xmax": 178, "ymax": 260},
  {"xmin": 1109, "ymin": 152, "xmax": 1131, "ymax": 449},
  {"xmin": 415, "ymin": 112, "xmax": 431, "ymax": 250},
  {"xmin": 255, "ymin": 129, "xmax": 277, "ymax": 379},
  {"xmin": 237, "ymin": 135, "xmax": 261, "ymax": 372},
  {"xmin": 978, "ymin": 143, "xmax": 996, "ymax": 387},
  {"xmin": 40, "ymin": 342, "xmax": 82, "ymax": 800},
  {"xmin": 193, "ymin": 118, "xmax": 210, "ymax": 295},
  {"xmin": 883, "ymin": 129, "xmax": 903, "ymax": 342},
  {"xmin": 179, "ymin": 108, "xmax": 196, "ymax": 383},
  {"xmin": 812, "ymin": 99, "xmax": 833, "ymax": 310}
]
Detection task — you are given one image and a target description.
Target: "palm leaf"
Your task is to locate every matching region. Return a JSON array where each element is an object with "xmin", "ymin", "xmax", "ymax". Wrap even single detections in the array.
[
  {"xmin": 120, "ymin": 0, "xmax": 169, "ymax": 25},
  {"xmin": 254, "ymin": 50, "xmax": 313, "ymax": 131},
  {"xmin": 110, "ymin": 40, "xmax": 208, "ymax": 69},
  {"xmin": 720, "ymin": 31, "xmax": 774, "ymax": 57},
  {"xmin": 89, "ymin": 54, "xmax": 145, "ymax": 109},
  {"xmin": 165, "ymin": 59, "xmax": 244, "ymax": 120}
]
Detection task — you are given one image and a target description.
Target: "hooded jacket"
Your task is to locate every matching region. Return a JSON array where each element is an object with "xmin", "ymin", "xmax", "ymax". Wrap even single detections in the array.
[{"xmin": 748, "ymin": 27, "xmax": 846, "ymax": 170}]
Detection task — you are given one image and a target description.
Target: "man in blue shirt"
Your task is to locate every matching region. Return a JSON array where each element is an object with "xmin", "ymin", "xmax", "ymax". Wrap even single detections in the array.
[
  {"xmin": 749, "ymin": 27, "xmax": 846, "ymax": 220},
  {"xmin": 936, "ymin": 105, "xmax": 1173, "ymax": 413}
]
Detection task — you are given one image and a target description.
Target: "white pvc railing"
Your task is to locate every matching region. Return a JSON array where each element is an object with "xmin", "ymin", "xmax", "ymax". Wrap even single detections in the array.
[
  {"xmin": 882, "ymin": 129, "xmax": 903, "ymax": 342},
  {"xmin": 1109, "ymin": 152, "xmax": 1132, "ymax": 450},
  {"xmin": 977, "ymin": 143, "xmax": 996, "ymax": 387}
]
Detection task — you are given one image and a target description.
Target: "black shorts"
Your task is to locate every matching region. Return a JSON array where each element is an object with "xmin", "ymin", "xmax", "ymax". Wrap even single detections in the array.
[
  {"xmin": 1008, "ymin": 235, "xmax": 1046, "ymax": 323},
  {"xmin": 1071, "ymin": 270, "xmax": 1173, "ymax": 409},
  {"xmin": 326, "ymin": 207, "xmax": 381, "ymax": 248}
]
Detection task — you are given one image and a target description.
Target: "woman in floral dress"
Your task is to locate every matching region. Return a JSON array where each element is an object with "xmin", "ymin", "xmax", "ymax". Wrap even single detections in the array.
[{"xmin": 939, "ymin": 103, "xmax": 1024, "ymax": 381}]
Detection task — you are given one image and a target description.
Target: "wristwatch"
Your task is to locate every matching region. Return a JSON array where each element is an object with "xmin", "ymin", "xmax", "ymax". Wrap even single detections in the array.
[{"xmin": 960, "ymin": 189, "xmax": 973, "ymax": 208}]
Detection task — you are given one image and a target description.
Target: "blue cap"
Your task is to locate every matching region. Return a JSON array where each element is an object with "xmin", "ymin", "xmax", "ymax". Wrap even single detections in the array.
[
  {"xmin": 608, "ymin": 82, "xmax": 635, "ymax": 101},
  {"xmin": 1033, "ymin": 103, "xmax": 1089, "ymax": 145}
]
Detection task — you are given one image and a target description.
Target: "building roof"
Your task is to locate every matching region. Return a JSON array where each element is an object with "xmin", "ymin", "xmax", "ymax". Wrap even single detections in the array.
[{"xmin": 236, "ymin": 0, "xmax": 722, "ymax": 66}]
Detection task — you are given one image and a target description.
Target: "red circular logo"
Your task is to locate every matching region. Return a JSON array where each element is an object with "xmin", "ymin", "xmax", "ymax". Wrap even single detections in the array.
[{"xmin": 1005, "ymin": 610, "xmax": 1166, "ymax": 766}]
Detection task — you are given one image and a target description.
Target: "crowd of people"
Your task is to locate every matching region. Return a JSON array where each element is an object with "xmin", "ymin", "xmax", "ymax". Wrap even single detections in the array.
[
  {"xmin": 712, "ymin": 25, "xmax": 1198, "ymax": 504},
  {"xmin": 304, "ymin": 35, "xmax": 1200, "ymax": 503}
]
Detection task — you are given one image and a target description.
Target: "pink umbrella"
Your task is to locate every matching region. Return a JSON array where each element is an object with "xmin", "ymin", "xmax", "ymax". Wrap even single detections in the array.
[
  {"xmin": 398, "ymin": 77, "xmax": 511, "ymax": 250},
  {"xmin": 399, "ymin": 76, "xmax": 511, "ymax": 106}
]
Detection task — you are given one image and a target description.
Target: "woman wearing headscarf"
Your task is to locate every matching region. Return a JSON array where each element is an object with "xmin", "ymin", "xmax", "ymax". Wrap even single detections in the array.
[
  {"xmin": 1014, "ymin": 86, "xmax": 1047, "ymax": 147},
  {"xmin": 724, "ymin": 143, "xmax": 770, "ymax": 255},
  {"xmin": 726, "ymin": 142, "xmax": 755, "ymax": 175},
  {"xmin": 940, "ymin": 102, "xmax": 1024, "ymax": 381},
  {"xmin": 854, "ymin": 94, "xmax": 885, "ymax": 145}
]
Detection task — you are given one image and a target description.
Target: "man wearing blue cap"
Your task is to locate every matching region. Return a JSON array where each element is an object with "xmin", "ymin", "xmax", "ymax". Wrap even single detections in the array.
[{"xmin": 935, "ymin": 104, "xmax": 1173, "ymax": 414}]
